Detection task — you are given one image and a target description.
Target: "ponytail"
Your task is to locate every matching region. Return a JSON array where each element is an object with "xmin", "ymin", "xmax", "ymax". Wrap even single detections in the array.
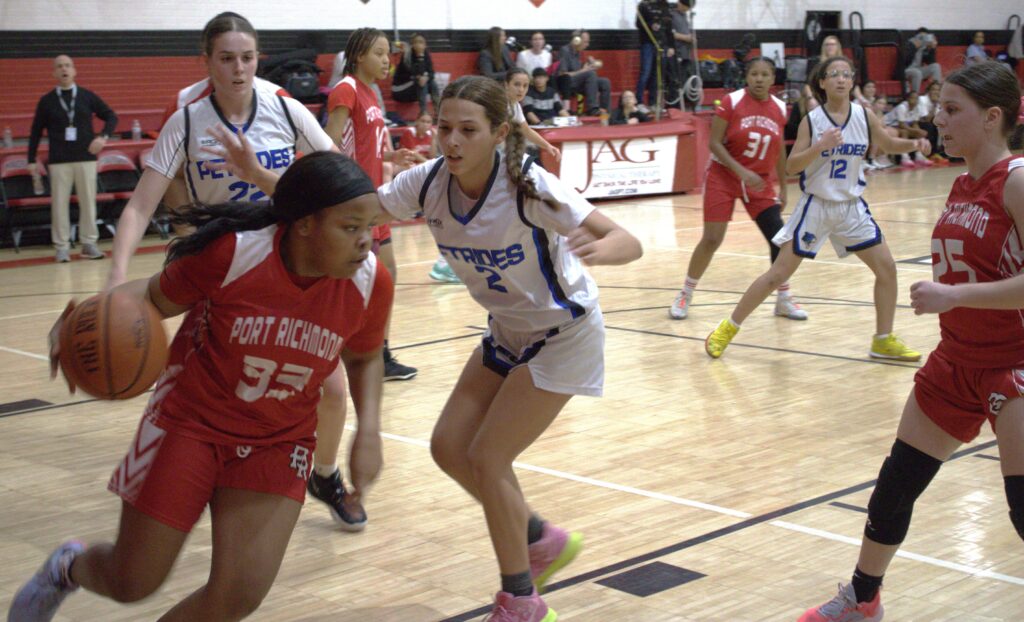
[
  {"xmin": 504, "ymin": 122, "xmax": 559, "ymax": 211},
  {"xmin": 165, "ymin": 151, "xmax": 376, "ymax": 265}
]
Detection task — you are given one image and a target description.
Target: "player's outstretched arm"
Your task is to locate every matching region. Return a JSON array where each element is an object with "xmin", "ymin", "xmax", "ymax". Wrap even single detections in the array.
[
  {"xmin": 567, "ymin": 209, "xmax": 643, "ymax": 266},
  {"xmin": 867, "ymin": 107, "xmax": 930, "ymax": 156},
  {"xmin": 341, "ymin": 346, "xmax": 384, "ymax": 503}
]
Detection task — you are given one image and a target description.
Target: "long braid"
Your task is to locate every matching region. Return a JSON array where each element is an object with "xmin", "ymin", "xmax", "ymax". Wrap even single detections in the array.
[{"xmin": 503, "ymin": 121, "xmax": 558, "ymax": 210}]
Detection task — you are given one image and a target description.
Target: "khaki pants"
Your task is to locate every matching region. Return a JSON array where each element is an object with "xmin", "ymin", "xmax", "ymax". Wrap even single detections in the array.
[{"xmin": 49, "ymin": 161, "xmax": 98, "ymax": 250}]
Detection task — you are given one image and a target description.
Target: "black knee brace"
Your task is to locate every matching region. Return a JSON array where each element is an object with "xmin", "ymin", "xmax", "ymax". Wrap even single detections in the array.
[
  {"xmin": 864, "ymin": 439, "xmax": 942, "ymax": 546},
  {"xmin": 754, "ymin": 205, "xmax": 784, "ymax": 264},
  {"xmin": 1005, "ymin": 475, "xmax": 1024, "ymax": 541}
]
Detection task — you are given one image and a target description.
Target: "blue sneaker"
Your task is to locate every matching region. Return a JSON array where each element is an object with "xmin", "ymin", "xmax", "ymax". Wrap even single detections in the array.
[
  {"xmin": 8, "ymin": 540, "xmax": 84, "ymax": 622},
  {"xmin": 428, "ymin": 260, "xmax": 461, "ymax": 283}
]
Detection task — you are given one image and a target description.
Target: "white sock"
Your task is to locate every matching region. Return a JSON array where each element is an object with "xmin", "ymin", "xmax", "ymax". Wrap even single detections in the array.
[
  {"xmin": 314, "ymin": 463, "xmax": 338, "ymax": 478},
  {"xmin": 777, "ymin": 282, "xmax": 791, "ymax": 298},
  {"xmin": 683, "ymin": 276, "xmax": 699, "ymax": 297},
  {"xmin": 875, "ymin": 333, "xmax": 889, "ymax": 340},
  {"xmin": 436, "ymin": 255, "xmax": 449, "ymax": 268},
  {"xmin": 727, "ymin": 317, "xmax": 740, "ymax": 329}
]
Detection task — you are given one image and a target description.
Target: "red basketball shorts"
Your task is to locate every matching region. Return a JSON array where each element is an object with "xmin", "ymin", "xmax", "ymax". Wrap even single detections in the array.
[
  {"xmin": 914, "ymin": 349, "xmax": 1024, "ymax": 443},
  {"xmin": 703, "ymin": 162, "xmax": 778, "ymax": 222},
  {"xmin": 108, "ymin": 416, "xmax": 315, "ymax": 532}
]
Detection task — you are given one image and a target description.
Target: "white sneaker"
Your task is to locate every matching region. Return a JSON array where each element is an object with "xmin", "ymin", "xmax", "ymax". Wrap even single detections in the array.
[
  {"xmin": 874, "ymin": 155, "xmax": 895, "ymax": 169},
  {"xmin": 774, "ymin": 295, "xmax": 808, "ymax": 320},
  {"xmin": 8, "ymin": 540, "xmax": 84, "ymax": 622},
  {"xmin": 668, "ymin": 292, "xmax": 690, "ymax": 319},
  {"xmin": 914, "ymin": 152, "xmax": 933, "ymax": 166}
]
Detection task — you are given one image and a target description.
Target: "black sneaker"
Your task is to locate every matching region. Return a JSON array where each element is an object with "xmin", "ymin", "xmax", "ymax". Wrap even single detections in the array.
[
  {"xmin": 306, "ymin": 469, "xmax": 367, "ymax": 532},
  {"xmin": 383, "ymin": 348, "xmax": 417, "ymax": 381}
]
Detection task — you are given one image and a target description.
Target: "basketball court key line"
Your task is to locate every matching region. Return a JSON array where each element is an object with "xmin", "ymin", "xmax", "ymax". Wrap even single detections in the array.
[
  {"xmin": 0, "ymin": 345, "xmax": 48, "ymax": 362},
  {"xmin": 355, "ymin": 426, "xmax": 1024, "ymax": 587}
]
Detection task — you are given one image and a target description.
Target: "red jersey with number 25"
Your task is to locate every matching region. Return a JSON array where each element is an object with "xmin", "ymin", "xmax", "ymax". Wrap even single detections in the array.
[
  {"xmin": 712, "ymin": 88, "xmax": 787, "ymax": 178},
  {"xmin": 328, "ymin": 76, "xmax": 387, "ymax": 187},
  {"xmin": 932, "ymin": 156, "xmax": 1024, "ymax": 368},
  {"xmin": 148, "ymin": 225, "xmax": 393, "ymax": 446}
]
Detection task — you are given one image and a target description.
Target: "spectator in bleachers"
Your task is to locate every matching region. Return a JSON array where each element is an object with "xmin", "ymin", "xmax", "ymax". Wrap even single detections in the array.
[
  {"xmin": 855, "ymin": 79, "xmax": 877, "ymax": 108},
  {"xmin": 27, "ymin": 54, "xmax": 118, "ymax": 262},
  {"xmin": 398, "ymin": 110, "xmax": 437, "ymax": 164},
  {"xmin": 391, "ymin": 33, "xmax": 440, "ymax": 115},
  {"xmin": 802, "ymin": 35, "xmax": 845, "ymax": 112},
  {"xmin": 966, "ymin": 31, "xmax": 989, "ymax": 65},
  {"xmin": 505, "ymin": 68, "xmax": 560, "ymax": 161},
  {"xmin": 478, "ymin": 26, "xmax": 515, "ymax": 81},
  {"xmin": 670, "ymin": 0, "xmax": 697, "ymax": 110},
  {"xmin": 905, "ymin": 27, "xmax": 943, "ymax": 93},
  {"xmin": 523, "ymin": 68, "xmax": 567, "ymax": 124},
  {"xmin": 636, "ymin": 0, "xmax": 675, "ymax": 107},
  {"xmin": 884, "ymin": 91, "xmax": 932, "ymax": 167},
  {"xmin": 558, "ymin": 30, "xmax": 611, "ymax": 116},
  {"xmin": 516, "ymin": 32, "xmax": 553, "ymax": 74},
  {"xmin": 917, "ymin": 81, "xmax": 948, "ymax": 162},
  {"xmin": 610, "ymin": 90, "xmax": 651, "ymax": 125}
]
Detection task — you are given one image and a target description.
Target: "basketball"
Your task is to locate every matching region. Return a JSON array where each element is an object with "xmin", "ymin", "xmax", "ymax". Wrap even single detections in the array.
[{"xmin": 58, "ymin": 291, "xmax": 168, "ymax": 400}]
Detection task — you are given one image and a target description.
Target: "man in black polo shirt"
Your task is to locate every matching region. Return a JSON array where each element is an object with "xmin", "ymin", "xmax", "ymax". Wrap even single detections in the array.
[{"xmin": 28, "ymin": 55, "xmax": 118, "ymax": 262}]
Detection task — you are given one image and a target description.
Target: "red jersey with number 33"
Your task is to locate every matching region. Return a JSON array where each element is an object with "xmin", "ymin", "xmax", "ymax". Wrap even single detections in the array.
[
  {"xmin": 327, "ymin": 76, "xmax": 387, "ymax": 187},
  {"xmin": 932, "ymin": 156, "xmax": 1024, "ymax": 368},
  {"xmin": 712, "ymin": 88, "xmax": 787, "ymax": 178},
  {"xmin": 146, "ymin": 225, "xmax": 392, "ymax": 445}
]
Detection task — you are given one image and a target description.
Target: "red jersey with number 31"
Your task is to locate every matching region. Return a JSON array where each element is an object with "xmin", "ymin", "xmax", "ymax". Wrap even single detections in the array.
[
  {"xmin": 932, "ymin": 156, "xmax": 1024, "ymax": 368},
  {"xmin": 146, "ymin": 226, "xmax": 392, "ymax": 445},
  {"xmin": 328, "ymin": 76, "xmax": 387, "ymax": 187},
  {"xmin": 712, "ymin": 88, "xmax": 787, "ymax": 178}
]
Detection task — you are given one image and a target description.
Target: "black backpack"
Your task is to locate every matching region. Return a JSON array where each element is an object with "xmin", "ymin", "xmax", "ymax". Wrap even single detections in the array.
[{"xmin": 260, "ymin": 49, "xmax": 323, "ymax": 102}]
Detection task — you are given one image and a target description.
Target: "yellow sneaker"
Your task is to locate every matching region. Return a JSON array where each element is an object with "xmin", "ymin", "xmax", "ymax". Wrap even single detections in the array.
[
  {"xmin": 705, "ymin": 319, "xmax": 739, "ymax": 358},
  {"xmin": 869, "ymin": 334, "xmax": 921, "ymax": 362}
]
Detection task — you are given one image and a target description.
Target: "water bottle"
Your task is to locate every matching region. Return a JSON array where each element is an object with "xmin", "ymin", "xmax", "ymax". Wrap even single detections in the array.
[
  {"xmin": 131, "ymin": 119, "xmax": 142, "ymax": 141},
  {"xmin": 2, "ymin": 126, "xmax": 12, "ymax": 149},
  {"xmin": 32, "ymin": 173, "xmax": 45, "ymax": 196}
]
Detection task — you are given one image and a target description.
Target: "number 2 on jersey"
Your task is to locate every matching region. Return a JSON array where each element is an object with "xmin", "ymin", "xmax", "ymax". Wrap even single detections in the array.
[{"xmin": 742, "ymin": 132, "xmax": 772, "ymax": 160}]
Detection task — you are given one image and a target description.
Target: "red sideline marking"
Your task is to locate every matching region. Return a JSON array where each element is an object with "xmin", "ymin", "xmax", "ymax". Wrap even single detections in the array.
[{"xmin": 0, "ymin": 218, "xmax": 423, "ymax": 270}]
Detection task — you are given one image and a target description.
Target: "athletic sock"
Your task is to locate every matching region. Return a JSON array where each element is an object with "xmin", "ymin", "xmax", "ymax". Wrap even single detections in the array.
[
  {"xmin": 501, "ymin": 571, "xmax": 534, "ymax": 597},
  {"xmin": 527, "ymin": 514, "xmax": 546, "ymax": 545},
  {"xmin": 683, "ymin": 276, "xmax": 698, "ymax": 298},
  {"xmin": 313, "ymin": 464, "xmax": 338, "ymax": 478},
  {"xmin": 851, "ymin": 566, "xmax": 883, "ymax": 603}
]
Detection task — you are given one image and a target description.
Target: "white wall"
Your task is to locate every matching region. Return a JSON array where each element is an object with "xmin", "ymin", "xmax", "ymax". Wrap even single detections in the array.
[{"xmin": 0, "ymin": 0, "xmax": 1016, "ymax": 31}]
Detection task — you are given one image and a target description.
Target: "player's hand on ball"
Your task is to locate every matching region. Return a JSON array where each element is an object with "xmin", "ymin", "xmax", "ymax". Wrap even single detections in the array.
[
  {"xmin": 48, "ymin": 300, "xmax": 77, "ymax": 393},
  {"xmin": 910, "ymin": 280, "xmax": 957, "ymax": 315}
]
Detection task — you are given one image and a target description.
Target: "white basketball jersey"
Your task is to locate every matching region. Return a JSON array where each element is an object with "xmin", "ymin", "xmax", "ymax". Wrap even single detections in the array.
[
  {"xmin": 379, "ymin": 153, "xmax": 600, "ymax": 333},
  {"xmin": 147, "ymin": 89, "xmax": 334, "ymax": 205},
  {"xmin": 173, "ymin": 77, "xmax": 283, "ymax": 110},
  {"xmin": 799, "ymin": 103, "xmax": 870, "ymax": 202}
]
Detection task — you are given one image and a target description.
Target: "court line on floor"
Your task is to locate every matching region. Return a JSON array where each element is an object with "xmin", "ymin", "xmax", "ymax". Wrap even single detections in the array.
[
  {"xmin": 650, "ymin": 245, "xmax": 935, "ymax": 274},
  {"xmin": 0, "ymin": 345, "xmax": 48, "ymax": 362},
  {"xmin": 432, "ymin": 435, "xmax": 1013, "ymax": 621},
  {"xmin": 0, "ymin": 309, "xmax": 65, "ymax": 321},
  {"xmin": 605, "ymin": 325, "xmax": 922, "ymax": 368}
]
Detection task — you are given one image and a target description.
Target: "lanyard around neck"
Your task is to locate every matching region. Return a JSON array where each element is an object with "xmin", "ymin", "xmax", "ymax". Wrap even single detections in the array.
[{"xmin": 56, "ymin": 85, "xmax": 77, "ymax": 126}]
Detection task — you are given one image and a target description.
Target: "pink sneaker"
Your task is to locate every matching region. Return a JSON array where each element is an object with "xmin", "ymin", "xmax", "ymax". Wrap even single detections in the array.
[
  {"xmin": 798, "ymin": 583, "xmax": 883, "ymax": 622},
  {"xmin": 484, "ymin": 590, "xmax": 557, "ymax": 622},
  {"xmin": 528, "ymin": 524, "xmax": 583, "ymax": 592}
]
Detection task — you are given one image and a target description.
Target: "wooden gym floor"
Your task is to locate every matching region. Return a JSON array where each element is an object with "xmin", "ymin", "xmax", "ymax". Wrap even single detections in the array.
[{"xmin": 1, "ymin": 164, "xmax": 1022, "ymax": 621}]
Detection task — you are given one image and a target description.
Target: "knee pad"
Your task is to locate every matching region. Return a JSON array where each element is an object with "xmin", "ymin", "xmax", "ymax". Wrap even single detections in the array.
[
  {"xmin": 754, "ymin": 205, "xmax": 784, "ymax": 263},
  {"xmin": 1005, "ymin": 475, "xmax": 1024, "ymax": 541},
  {"xmin": 865, "ymin": 439, "xmax": 942, "ymax": 545}
]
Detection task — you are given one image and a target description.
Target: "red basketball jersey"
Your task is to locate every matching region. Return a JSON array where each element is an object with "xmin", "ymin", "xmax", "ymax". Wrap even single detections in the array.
[
  {"xmin": 932, "ymin": 156, "xmax": 1024, "ymax": 368},
  {"xmin": 712, "ymin": 88, "xmax": 787, "ymax": 178},
  {"xmin": 400, "ymin": 128, "xmax": 435, "ymax": 158},
  {"xmin": 148, "ymin": 225, "xmax": 392, "ymax": 445},
  {"xmin": 327, "ymin": 76, "xmax": 387, "ymax": 187}
]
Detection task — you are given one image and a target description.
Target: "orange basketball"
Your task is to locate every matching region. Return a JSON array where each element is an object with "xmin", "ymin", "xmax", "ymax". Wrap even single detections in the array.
[{"xmin": 58, "ymin": 291, "xmax": 168, "ymax": 400}]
